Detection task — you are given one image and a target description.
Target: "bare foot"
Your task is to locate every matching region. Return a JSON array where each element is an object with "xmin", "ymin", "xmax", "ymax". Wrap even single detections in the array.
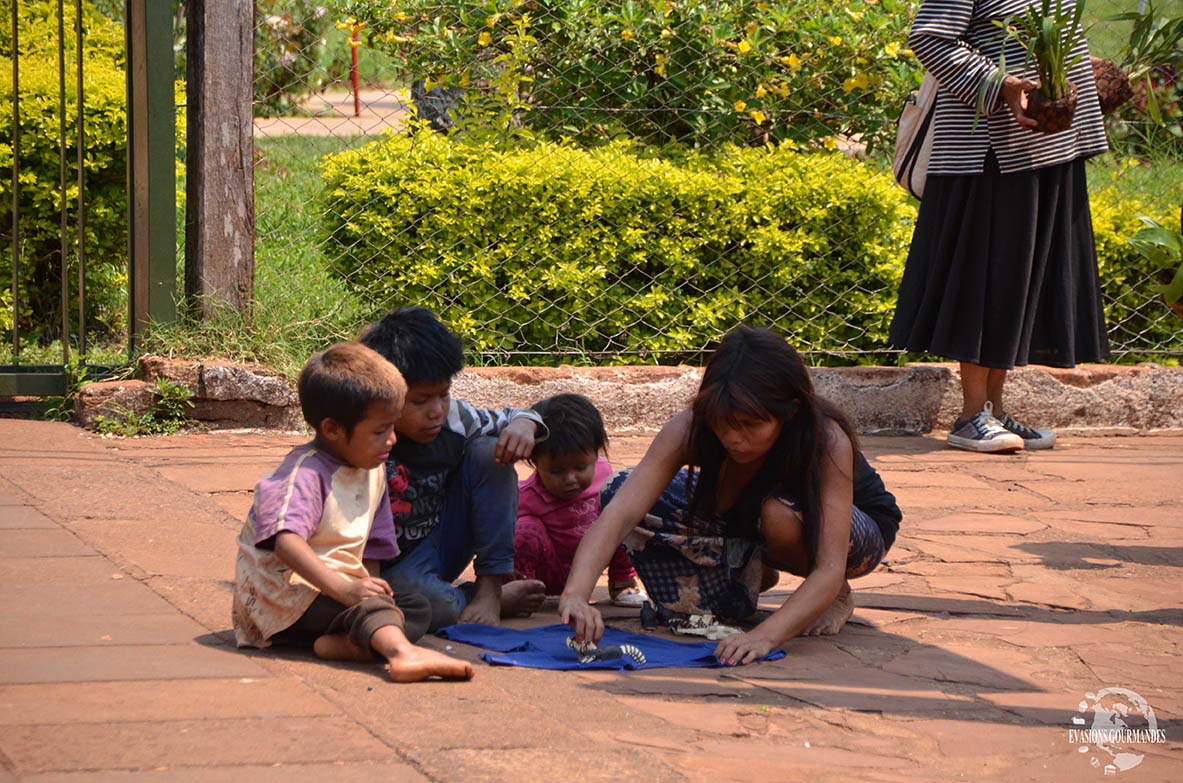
[
  {"xmin": 385, "ymin": 645, "xmax": 475, "ymax": 683},
  {"xmin": 313, "ymin": 633, "xmax": 372, "ymax": 662},
  {"xmin": 458, "ymin": 575, "xmax": 503, "ymax": 625},
  {"xmin": 803, "ymin": 581, "xmax": 854, "ymax": 636},
  {"xmin": 501, "ymin": 578, "xmax": 546, "ymax": 618}
]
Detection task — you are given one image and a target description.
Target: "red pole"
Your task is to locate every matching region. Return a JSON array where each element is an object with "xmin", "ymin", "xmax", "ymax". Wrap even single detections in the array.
[{"xmin": 350, "ymin": 29, "xmax": 360, "ymax": 118}]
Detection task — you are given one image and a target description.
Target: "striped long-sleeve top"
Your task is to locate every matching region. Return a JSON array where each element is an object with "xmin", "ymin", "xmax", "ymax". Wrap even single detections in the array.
[{"xmin": 910, "ymin": 0, "xmax": 1108, "ymax": 175}]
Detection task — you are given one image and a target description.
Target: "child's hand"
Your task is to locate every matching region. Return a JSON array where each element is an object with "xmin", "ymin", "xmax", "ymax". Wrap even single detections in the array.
[
  {"xmin": 336, "ymin": 575, "xmax": 394, "ymax": 606},
  {"xmin": 495, "ymin": 417, "xmax": 537, "ymax": 464},
  {"xmin": 714, "ymin": 630, "xmax": 777, "ymax": 666}
]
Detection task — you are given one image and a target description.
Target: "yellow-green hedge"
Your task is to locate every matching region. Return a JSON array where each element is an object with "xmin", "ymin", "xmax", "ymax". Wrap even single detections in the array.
[
  {"xmin": 323, "ymin": 135, "xmax": 913, "ymax": 360},
  {"xmin": 323, "ymin": 133, "xmax": 1180, "ymax": 360},
  {"xmin": 0, "ymin": 0, "xmax": 129, "ymax": 344}
]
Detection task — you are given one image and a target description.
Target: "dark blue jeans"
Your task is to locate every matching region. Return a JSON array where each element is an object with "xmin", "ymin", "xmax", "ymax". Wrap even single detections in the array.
[{"xmin": 380, "ymin": 437, "xmax": 518, "ymax": 631}]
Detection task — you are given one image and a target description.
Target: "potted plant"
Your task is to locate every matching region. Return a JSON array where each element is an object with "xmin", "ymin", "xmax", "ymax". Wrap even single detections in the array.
[
  {"xmin": 1128, "ymin": 205, "xmax": 1183, "ymax": 319},
  {"xmin": 996, "ymin": 0, "xmax": 1089, "ymax": 133}
]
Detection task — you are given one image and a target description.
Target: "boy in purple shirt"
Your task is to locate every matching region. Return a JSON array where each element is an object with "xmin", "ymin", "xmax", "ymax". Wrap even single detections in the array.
[
  {"xmin": 232, "ymin": 342, "xmax": 473, "ymax": 682},
  {"xmin": 360, "ymin": 308, "xmax": 547, "ymax": 629}
]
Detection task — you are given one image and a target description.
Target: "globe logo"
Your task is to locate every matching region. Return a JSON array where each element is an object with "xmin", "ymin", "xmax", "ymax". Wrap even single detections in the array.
[{"xmin": 1069, "ymin": 688, "xmax": 1166, "ymax": 775}]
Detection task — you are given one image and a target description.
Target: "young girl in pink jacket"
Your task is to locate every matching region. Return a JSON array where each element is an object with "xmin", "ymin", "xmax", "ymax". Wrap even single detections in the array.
[{"xmin": 514, "ymin": 394, "xmax": 647, "ymax": 607}]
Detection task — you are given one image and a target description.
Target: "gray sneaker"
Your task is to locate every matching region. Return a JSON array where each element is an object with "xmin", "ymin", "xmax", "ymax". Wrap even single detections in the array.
[
  {"xmin": 997, "ymin": 412, "xmax": 1056, "ymax": 450},
  {"xmin": 947, "ymin": 402, "xmax": 1024, "ymax": 453}
]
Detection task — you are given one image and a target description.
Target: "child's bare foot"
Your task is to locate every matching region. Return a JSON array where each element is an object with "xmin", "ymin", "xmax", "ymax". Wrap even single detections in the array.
[
  {"xmin": 385, "ymin": 645, "xmax": 475, "ymax": 683},
  {"xmin": 313, "ymin": 633, "xmax": 372, "ymax": 662},
  {"xmin": 458, "ymin": 575, "xmax": 503, "ymax": 625},
  {"xmin": 501, "ymin": 578, "xmax": 546, "ymax": 617},
  {"xmin": 458, "ymin": 576, "xmax": 546, "ymax": 625},
  {"xmin": 803, "ymin": 581, "xmax": 854, "ymax": 636}
]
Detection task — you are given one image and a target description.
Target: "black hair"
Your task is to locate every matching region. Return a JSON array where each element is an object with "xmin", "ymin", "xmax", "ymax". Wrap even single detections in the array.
[
  {"xmin": 686, "ymin": 325, "xmax": 858, "ymax": 571},
  {"xmin": 357, "ymin": 307, "xmax": 464, "ymax": 386},
  {"xmin": 530, "ymin": 393, "xmax": 608, "ymax": 463},
  {"xmin": 298, "ymin": 342, "xmax": 407, "ymax": 435}
]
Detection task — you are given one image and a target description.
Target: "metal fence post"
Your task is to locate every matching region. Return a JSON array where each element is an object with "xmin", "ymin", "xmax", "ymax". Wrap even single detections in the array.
[{"xmin": 125, "ymin": 0, "xmax": 177, "ymax": 349}]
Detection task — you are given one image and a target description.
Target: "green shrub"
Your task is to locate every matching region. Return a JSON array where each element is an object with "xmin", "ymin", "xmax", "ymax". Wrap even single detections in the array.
[
  {"xmin": 1090, "ymin": 183, "xmax": 1182, "ymax": 357},
  {"xmin": 341, "ymin": 0, "xmax": 918, "ymax": 151},
  {"xmin": 0, "ymin": 0, "xmax": 129, "ymax": 346},
  {"xmin": 322, "ymin": 134, "xmax": 913, "ymax": 361}
]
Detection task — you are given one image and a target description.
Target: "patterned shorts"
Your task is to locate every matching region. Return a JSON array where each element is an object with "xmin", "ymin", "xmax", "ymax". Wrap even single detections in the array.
[{"xmin": 603, "ymin": 468, "xmax": 886, "ymax": 621}]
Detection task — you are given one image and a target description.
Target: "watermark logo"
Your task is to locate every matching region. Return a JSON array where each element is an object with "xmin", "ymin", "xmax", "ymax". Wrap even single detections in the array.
[{"xmin": 1069, "ymin": 687, "xmax": 1167, "ymax": 775}]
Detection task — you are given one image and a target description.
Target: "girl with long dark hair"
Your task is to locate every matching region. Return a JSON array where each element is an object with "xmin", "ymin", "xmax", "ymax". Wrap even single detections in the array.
[{"xmin": 559, "ymin": 326, "xmax": 901, "ymax": 664}]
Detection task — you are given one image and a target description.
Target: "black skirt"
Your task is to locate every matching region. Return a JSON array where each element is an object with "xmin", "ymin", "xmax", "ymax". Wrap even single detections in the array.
[{"xmin": 889, "ymin": 152, "xmax": 1110, "ymax": 369}]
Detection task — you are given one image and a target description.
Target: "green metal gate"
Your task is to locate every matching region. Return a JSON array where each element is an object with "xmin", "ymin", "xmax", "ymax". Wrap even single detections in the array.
[{"xmin": 1, "ymin": 0, "xmax": 175, "ymax": 398}]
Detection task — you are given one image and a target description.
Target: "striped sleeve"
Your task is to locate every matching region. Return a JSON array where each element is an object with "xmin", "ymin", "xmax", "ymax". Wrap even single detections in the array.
[
  {"xmin": 445, "ymin": 399, "xmax": 549, "ymax": 444},
  {"xmin": 909, "ymin": 0, "xmax": 1003, "ymax": 114}
]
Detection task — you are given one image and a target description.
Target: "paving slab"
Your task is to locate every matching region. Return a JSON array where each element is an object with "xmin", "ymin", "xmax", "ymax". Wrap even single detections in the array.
[
  {"xmin": 0, "ymin": 529, "xmax": 95, "ymax": 558},
  {"xmin": 0, "ymin": 717, "xmax": 396, "ymax": 773},
  {"xmin": 1, "ymin": 420, "xmax": 1180, "ymax": 782},
  {"xmin": 0, "ymin": 556, "xmax": 120, "ymax": 584},
  {"xmin": 0, "ymin": 644, "xmax": 267, "ymax": 684},
  {"xmin": 0, "ymin": 678, "xmax": 338, "ymax": 724},
  {"xmin": 0, "ymin": 506, "xmax": 57, "ymax": 529},
  {"xmin": 0, "ymin": 581, "xmax": 179, "ymax": 617},
  {"xmin": 23, "ymin": 763, "xmax": 430, "ymax": 783},
  {"xmin": 0, "ymin": 611, "xmax": 208, "ymax": 649}
]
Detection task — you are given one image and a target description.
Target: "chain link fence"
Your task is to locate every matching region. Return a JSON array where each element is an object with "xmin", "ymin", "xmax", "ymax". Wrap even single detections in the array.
[{"xmin": 249, "ymin": 0, "xmax": 1183, "ymax": 367}]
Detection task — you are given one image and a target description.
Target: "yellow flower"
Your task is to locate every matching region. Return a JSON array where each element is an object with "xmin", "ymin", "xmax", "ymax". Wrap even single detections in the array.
[
  {"xmin": 394, "ymin": 12, "xmax": 409, "ymax": 22},
  {"xmin": 477, "ymin": 31, "xmax": 492, "ymax": 46},
  {"xmin": 842, "ymin": 73, "xmax": 870, "ymax": 93},
  {"xmin": 750, "ymin": 109, "xmax": 766, "ymax": 124},
  {"xmin": 830, "ymin": 36, "xmax": 843, "ymax": 46},
  {"xmin": 884, "ymin": 42, "xmax": 901, "ymax": 57},
  {"xmin": 738, "ymin": 39, "xmax": 752, "ymax": 55},
  {"xmin": 486, "ymin": 15, "xmax": 499, "ymax": 27},
  {"xmin": 621, "ymin": 28, "xmax": 634, "ymax": 41},
  {"xmin": 823, "ymin": 136, "xmax": 837, "ymax": 150},
  {"xmin": 755, "ymin": 85, "xmax": 767, "ymax": 98},
  {"xmin": 654, "ymin": 53, "xmax": 667, "ymax": 76},
  {"xmin": 781, "ymin": 53, "xmax": 803, "ymax": 72},
  {"xmin": 903, "ymin": 48, "xmax": 914, "ymax": 57},
  {"xmin": 734, "ymin": 100, "xmax": 747, "ymax": 112}
]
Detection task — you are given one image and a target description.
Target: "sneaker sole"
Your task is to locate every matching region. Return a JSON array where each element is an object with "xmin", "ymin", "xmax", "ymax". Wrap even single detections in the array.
[
  {"xmin": 947, "ymin": 433, "xmax": 1024, "ymax": 453},
  {"xmin": 1021, "ymin": 434, "xmax": 1056, "ymax": 450}
]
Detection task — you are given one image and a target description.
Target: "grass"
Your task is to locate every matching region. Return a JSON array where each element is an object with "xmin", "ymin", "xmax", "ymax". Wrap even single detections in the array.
[{"xmin": 148, "ymin": 134, "xmax": 376, "ymax": 378}]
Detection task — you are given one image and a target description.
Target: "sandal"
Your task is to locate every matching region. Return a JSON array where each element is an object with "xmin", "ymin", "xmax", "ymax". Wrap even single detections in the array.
[{"xmin": 610, "ymin": 585, "xmax": 649, "ymax": 608}]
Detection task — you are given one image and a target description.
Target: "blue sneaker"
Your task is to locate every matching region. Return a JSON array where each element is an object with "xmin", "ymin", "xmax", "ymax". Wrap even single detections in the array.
[
  {"xmin": 997, "ymin": 412, "xmax": 1056, "ymax": 450},
  {"xmin": 947, "ymin": 402, "xmax": 1024, "ymax": 453}
]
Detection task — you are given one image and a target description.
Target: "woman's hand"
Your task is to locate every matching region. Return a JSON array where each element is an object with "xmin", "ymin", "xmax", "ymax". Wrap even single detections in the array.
[
  {"xmin": 1000, "ymin": 74, "xmax": 1039, "ymax": 129},
  {"xmin": 559, "ymin": 593, "xmax": 605, "ymax": 644},
  {"xmin": 715, "ymin": 630, "xmax": 778, "ymax": 666},
  {"xmin": 495, "ymin": 417, "xmax": 537, "ymax": 464}
]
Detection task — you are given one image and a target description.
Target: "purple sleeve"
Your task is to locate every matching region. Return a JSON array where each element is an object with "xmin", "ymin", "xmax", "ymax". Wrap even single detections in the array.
[
  {"xmin": 363, "ymin": 479, "xmax": 400, "ymax": 561},
  {"xmin": 250, "ymin": 454, "xmax": 326, "ymax": 547}
]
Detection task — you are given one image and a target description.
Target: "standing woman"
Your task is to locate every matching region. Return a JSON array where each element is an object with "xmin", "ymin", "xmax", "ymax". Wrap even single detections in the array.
[
  {"xmin": 559, "ymin": 326, "xmax": 902, "ymax": 665},
  {"xmin": 889, "ymin": 0, "xmax": 1109, "ymax": 453}
]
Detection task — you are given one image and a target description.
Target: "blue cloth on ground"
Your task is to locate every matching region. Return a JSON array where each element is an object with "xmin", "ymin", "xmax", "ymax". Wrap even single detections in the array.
[{"xmin": 436, "ymin": 623, "xmax": 786, "ymax": 671}]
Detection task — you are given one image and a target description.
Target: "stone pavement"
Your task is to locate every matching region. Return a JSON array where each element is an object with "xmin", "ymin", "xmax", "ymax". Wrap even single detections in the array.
[{"xmin": 0, "ymin": 418, "xmax": 1180, "ymax": 782}]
